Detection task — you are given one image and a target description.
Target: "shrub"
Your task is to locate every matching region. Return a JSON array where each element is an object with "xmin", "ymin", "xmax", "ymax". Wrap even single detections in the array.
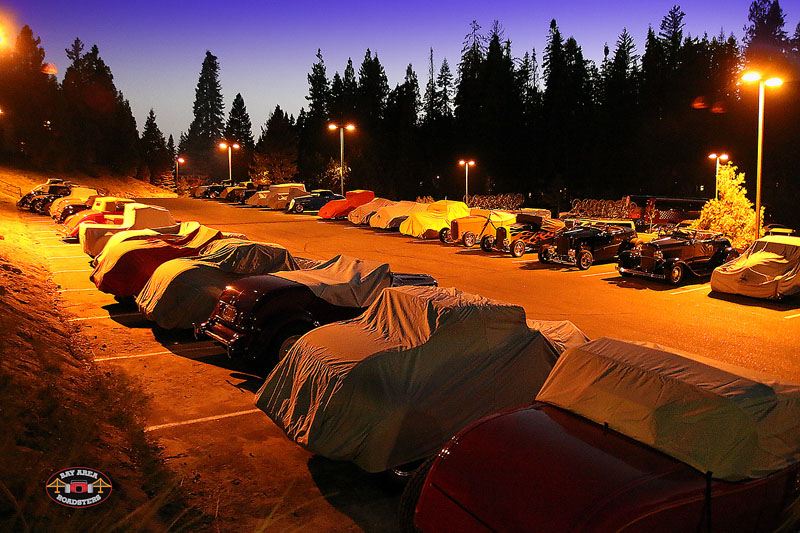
[{"xmin": 693, "ymin": 163, "xmax": 762, "ymax": 248}]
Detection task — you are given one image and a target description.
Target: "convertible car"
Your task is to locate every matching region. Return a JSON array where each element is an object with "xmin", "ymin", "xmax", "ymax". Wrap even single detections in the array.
[
  {"xmin": 48, "ymin": 187, "xmax": 99, "ymax": 219},
  {"xmin": 136, "ymin": 239, "xmax": 300, "ymax": 329},
  {"xmin": 17, "ymin": 181, "xmax": 73, "ymax": 212},
  {"xmin": 60, "ymin": 197, "xmax": 135, "ymax": 239},
  {"xmin": 246, "ymin": 183, "xmax": 307, "ymax": 208},
  {"xmin": 441, "ymin": 209, "xmax": 517, "ymax": 248},
  {"xmin": 409, "ymin": 337, "xmax": 800, "ymax": 532},
  {"xmin": 711, "ymin": 235, "xmax": 800, "ymax": 299},
  {"xmin": 369, "ymin": 201, "xmax": 428, "ymax": 230},
  {"xmin": 493, "ymin": 214, "xmax": 566, "ymax": 257},
  {"xmin": 79, "ymin": 203, "xmax": 178, "ymax": 257},
  {"xmin": 618, "ymin": 229, "xmax": 738, "ymax": 285},
  {"xmin": 255, "ymin": 286, "xmax": 587, "ymax": 473},
  {"xmin": 539, "ymin": 222, "xmax": 638, "ymax": 270},
  {"xmin": 318, "ymin": 190, "xmax": 375, "ymax": 220},
  {"xmin": 287, "ymin": 190, "xmax": 343, "ymax": 213},
  {"xmin": 347, "ymin": 197, "xmax": 397, "ymax": 225},
  {"xmin": 197, "ymin": 255, "xmax": 438, "ymax": 367},
  {"xmin": 399, "ymin": 200, "xmax": 470, "ymax": 239},
  {"xmin": 90, "ymin": 224, "xmax": 223, "ymax": 298},
  {"xmin": 54, "ymin": 194, "xmax": 101, "ymax": 223}
]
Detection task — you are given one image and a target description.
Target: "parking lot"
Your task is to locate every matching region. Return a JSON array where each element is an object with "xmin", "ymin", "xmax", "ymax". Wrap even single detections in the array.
[{"xmin": 19, "ymin": 197, "xmax": 800, "ymax": 531}]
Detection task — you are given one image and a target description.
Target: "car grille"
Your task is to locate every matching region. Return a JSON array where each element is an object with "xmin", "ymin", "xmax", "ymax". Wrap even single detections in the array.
[
  {"xmin": 556, "ymin": 236, "xmax": 569, "ymax": 255},
  {"xmin": 218, "ymin": 302, "xmax": 237, "ymax": 324},
  {"xmin": 640, "ymin": 246, "xmax": 656, "ymax": 271},
  {"xmin": 451, "ymin": 220, "xmax": 461, "ymax": 238},
  {"xmin": 496, "ymin": 227, "xmax": 507, "ymax": 241}
]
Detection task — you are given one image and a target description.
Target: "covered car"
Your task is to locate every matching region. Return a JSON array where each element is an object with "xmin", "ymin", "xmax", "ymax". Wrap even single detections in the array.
[
  {"xmin": 318, "ymin": 190, "xmax": 375, "ymax": 220},
  {"xmin": 442, "ymin": 209, "xmax": 517, "ymax": 248},
  {"xmin": 90, "ymin": 224, "xmax": 223, "ymax": 298},
  {"xmin": 136, "ymin": 239, "xmax": 299, "ymax": 329},
  {"xmin": 399, "ymin": 200, "xmax": 470, "ymax": 239},
  {"xmin": 48, "ymin": 187, "xmax": 98, "ymax": 220},
  {"xmin": 255, "ymin": 286, "xmax": 587, "ymax": 473},
  {"xmin": 287, "ymin": 190, "xmax": 343, "ymax": 213},
  {"xmin": 412, "ymin": 337, "xmax": 800, "ymax": 532},
  {"xmin": 369, "ymin": 201, "xmax": 428, "ymax": 230},
  {"xmin": 79, "ymin": 203, "xmax": 178, "ymax": 257},
  {"xmin": 711, "ymin": 235, "xmax": 800, "ymax": 299},
  {"xmin": 246, "ymin": 183, "xmax": 307, "ymax": 208},
  {"xmin": 198, "ymin": 255, "xmax": 437, "ymax": 366},
  {"xmin": 346, "ymin": 197, "xmax": 397, "ymax": 225},
  {"xmin": 60, "ymin": 197, "xmax": 135, "ymax": 239}
]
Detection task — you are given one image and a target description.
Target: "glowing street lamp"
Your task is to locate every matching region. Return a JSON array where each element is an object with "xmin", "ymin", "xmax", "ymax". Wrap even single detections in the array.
[
  {"xmin": 741, "ymin": 71, "xmax": 782, "ymax": 240},
  {"xmin": 707, "ymin": 153, "xmax": 729, "ymax": 199},
  {"xmin": 218, "ymin": 142, "xmax": 240, "ymax": 182},
  {"xmin": 328, "ymin": 123, "xmax": 355, "ymax": 196},
  {"xmin": 459, "ymin": 160, "xmax": 475, "ymax": 201},
  {"xmin": 175, "ymin": 156, "xmax": 185, "ymax": 182}
]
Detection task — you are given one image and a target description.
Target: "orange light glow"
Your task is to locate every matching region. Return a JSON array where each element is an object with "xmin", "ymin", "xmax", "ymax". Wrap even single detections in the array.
[
  {"xmin": 345, "ymin": 124, "xmax": 355, "ymax": 131},
  {"xmin": 41, "ymin": 62, "xmax": 58, "ymax": 75},
  {"xmin": 232, "ymin": 143, "xmax": 240, "ymax": 149},
  {"xmin": 765, "ymin": 78, "xmax": 783, "ymax": 87},
  {"xmin": 219, "ymin": 142, "xmax": 228, "ymax": 150},
  {"xmin": 708, "ymin": 153, "xmax": 717, "ymax": 159},
  {"xmin": 741, "ymin": 72, "xmax": 761, "ymax": 82},
  {"xmin": 177, "ymin": 157, "xmax": 185, "ymax": 164},
  {"xmin": 719, "ymin": 154, "xmax": 729, "ymax": 161},
  {"xmin": 328, "ymin": 124, "xmax": 338, "ymax": 130}
]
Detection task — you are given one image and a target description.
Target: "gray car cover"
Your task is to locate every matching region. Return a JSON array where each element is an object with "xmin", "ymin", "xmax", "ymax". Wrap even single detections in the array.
[{"xmin": 256, "ymin": 286, "xmax": 588, "ymax": 472}]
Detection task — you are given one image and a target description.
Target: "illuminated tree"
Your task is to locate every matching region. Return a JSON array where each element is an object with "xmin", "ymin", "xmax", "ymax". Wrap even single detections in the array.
[{"xmin": 693, "ymin": 164, "xmax": 762, "ymax": 248}]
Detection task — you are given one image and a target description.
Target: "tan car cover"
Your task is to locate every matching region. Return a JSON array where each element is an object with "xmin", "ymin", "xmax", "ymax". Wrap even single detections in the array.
[
  {"xmin": 79, "ymin": 203, "xmax": 177, "ymax": 256},
  {"xmin": 369, "ymin": 201, "xmax": 428, "ymax": 229},
  {"xmin": 711, "ymin": 236, "xmax": 800, "ymax": 299},
  {"xmin": 537, "ymin": 337, "xmax": 800, "ymax": 481},
  {"xmin": 246, "ymin": 183, "xmax": 307, "ymax": 208},
  {"xmin": 399, "ymin": 200, "xmax": 470, "ymax": 238},
  {"xmin": 136, "ymin": 239, "xmax": 298, "ymax": 329},
  {"xmin": 256, "ymin": 286, "xmax": 588, "ymax": 472},
  {"xmin": 346, "ymin": 198, "xmax": 397, "ymax": 225},
  {"xmin": 272, "ymin": 255, "xmax": 391, "ymax": 308}
]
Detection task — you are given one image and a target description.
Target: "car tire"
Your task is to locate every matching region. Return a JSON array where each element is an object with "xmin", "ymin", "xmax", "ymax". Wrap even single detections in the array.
[
  {"xmin": 398, "ymin": 456, "xmax": 436, "ymax": 533},
  {"xmin": 480, "ymin": 235, "xmax": 494, "ymax": 252},
  {"xmin": 261, "ymin": 323, "xmax": 312, "ymax": 372},
  {"xmin": 294, "ymin": 203, "xmax": 304, "ymax": 214},
  {"xmin": 510, "ymin": 239, "xmax": 525, "ymax": 258},
  {"xmin": 438, "ymin": 227, "xmax": 451, "ymax": 243},
  {"xmin": 577, "ymin": 250, "xmax": 593, "ymax": 270},
  {"xmin": 668, "ymin": 263, "xmax": 685, "ymax": 285},
  {"xmin": 538, "ymin": 245, "xmax": 551, "ymax": 263},
  {"xmin": 462, "ymin": 232, "xmax": 477, "ymax": 248}
]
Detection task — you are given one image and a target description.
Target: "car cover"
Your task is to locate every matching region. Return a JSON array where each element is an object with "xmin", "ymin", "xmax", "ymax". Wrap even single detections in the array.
[
  {"xmin": 256, "ymin": 286, "xmax": 588, "ymax": 472},
  {"xmin": 94, "ymin": 221, "xmax": 200, "ymax": 264},
  {"xmin": 61, "ymin": 197, "xmax": 134, "ymax": 237},
  {"xmin": 246, "ymin": 183, "xmax": 307, "ymax": 207},
  {"xmin": 369, "ymin": 201, "xmax": 428, "ymax": 229},
  {"xmin": 536, "ymin": 337, "xmax": 800, "ymax": 481},
  {"xmin": 347, "ymin": 198, "xmax": 397, "ymax": 225},
  {"xmin": 711, "ymin": 236, "xmax": 800, "ymax": 299},
  {"xmin": 271, "ymin": 255, "xmax": 391, "ymax": 308},
  {"xmin": 318, "ymin": 190, "xmax": 375, "ymax": 219},
  {"xmin": 399, "ymin": 200, "xmax": 471, "ymax": 238},
  {"xmin": 79, "ymin": 203, "xmax": 177, "ymax": 256},
  {"xmin": 91, "ymin": 224, "xmax": 223, "ymax": 297},
  {"xmin": 136, "ymin": 239, "xmax": 299, "ymax": 329}
]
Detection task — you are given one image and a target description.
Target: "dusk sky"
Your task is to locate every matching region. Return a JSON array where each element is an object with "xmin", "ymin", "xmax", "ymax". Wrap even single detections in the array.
[{"xmin": 3, "ymin": 1, "xmax": 794, "ymax": 141}]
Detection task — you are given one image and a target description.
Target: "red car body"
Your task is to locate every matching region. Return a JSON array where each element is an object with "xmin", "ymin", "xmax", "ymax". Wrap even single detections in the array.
[
  {"xmin": 414, "ymin": 402, "xmax": 798, "ymax": 532},
  {"xmin": 61, "ymin": 198, "xmax": 133, "ymax": 238},
  {"xmin": 318, "ymin": 190, "xmax": 375, "ymax": 219}
]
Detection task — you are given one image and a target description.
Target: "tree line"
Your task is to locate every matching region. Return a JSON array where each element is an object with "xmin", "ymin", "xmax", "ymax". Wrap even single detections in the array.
[{"xmin": 0, "ymin": 2, "xmax": 798, "ymax": 225}]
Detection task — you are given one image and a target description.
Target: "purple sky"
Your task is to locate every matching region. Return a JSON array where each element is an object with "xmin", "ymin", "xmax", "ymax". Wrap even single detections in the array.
[{"xmin": 4, "ymin": 1, "xmax": 793, "ymax": 140}]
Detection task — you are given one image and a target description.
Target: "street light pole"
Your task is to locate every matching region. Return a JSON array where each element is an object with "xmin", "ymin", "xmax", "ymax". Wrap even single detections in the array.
[
  {"xmin": 459, "ymin": 160, "xmax": 475, "ymax": 202},
  {"xmin": 707, "ymin": 153, "xmax": 728, "ymax": 199},
  {"xmin": 219, "ymin": 142, "xmax": 240, "ymax": 182},
  {"xmin": 328, "ymin": 123, "xmax": 355, "ymax": 196},
  {"xmin": 741, "ymin": 72, "xmax": 782, "ymax": 240},
  {"xmin": 175, "ymin": 157, "xmax": 185, "ymax": 182}
]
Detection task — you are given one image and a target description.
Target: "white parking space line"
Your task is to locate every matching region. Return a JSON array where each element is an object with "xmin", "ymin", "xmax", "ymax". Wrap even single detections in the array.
[
  {"xmin": 52, "ymin": 269, "xmax": 92, "ymax": 274},
  {"xmin": 342, "ymin": 226, "xmax": 360, "ymax": 229},
  {"xmin": 68, "ymin": 313, "xmax": 141, "ymax": 322},
  {"xmin": 669, "ymin": 285, "xmax": 709, "ymax": 295},
  {"xmin": 49, "ymin": 256, "xmax": 87, "ymax": 259},
  {"xmin": 144, "ymin": 409, "xmax": 262, "ymax": 432},
  {"xmin": 784, "ymin": 313, "xmax": 800, "ymax": 320},
  {"xmin": 31, "ymin": 230, "xmax": 56, "ymax": 233},
  {"xmin": 581, "ymin": 271, "xmax": 616, "ymax": 277},
  {"xmin": 57, "ymin": 288, "xmax": 96, "ymax": 293},
  {"xmin": 95, "ymin": 345, "xmax": 223, "ymax": 362},
  {"xmin": 512, "ymin": 259, "xmax": 538, "ymax": 264},
  {"xmin": 40, "ymin": 245, "xmax": 77, "ymax": 248}
]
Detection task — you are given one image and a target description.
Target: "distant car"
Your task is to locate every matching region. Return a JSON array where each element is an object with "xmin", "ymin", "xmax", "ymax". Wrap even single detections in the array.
[
  {"xmin": 400, "ymin": 200, "xmax": 470, "ymax": 239},
  {"xmin": 287, "ymin": 190, "xmax": 343, "ymax": 213},
  {"xmin": 711, "ymin": 235, "xmax": 800, "ymax": 299},
  {"xmin": 54, "ymin": 195, "xmax": 100, "ymax": 223},
  {"xmin": 409, "ymin": 337, "xmax": 800, "ymax": 533},
  {"xmin": 197, "ymin": 255, "xmax": 438, "ymax": 367},
  {"xmin": 79, "ymin": 203, "xmax": 178, "ymax": 257},
  {"xmin": 440, "ymin": 209, "xmax": 517, "ymax": 248},
  {"xmin": 254, "ymin": 286, "xmax": 587, "ymax": 473},
  {"xmin": 48, "ymin": 187, "xmax": 99, "ymax": 219},
  {"xmin": 368, "ymin": 201, "xmax": 428, "ymax": 230},
  {"xmin": 60, "ymin": 197, "xmax": 135, "ymax": 239},
  {"xmin": 491, "ymin": 214, "xmax": 566, "ymax": 256},
  {"xmin": 17, "ymin": 182, "xmax": 73, "ymax": 212},
  {"xmin": 227, "ymin": 182, "xmax": 268, "ymax": 204},
  {"xmin": 618, "ymin": 228, "xmax": 738, "ymax": 285},
  {"xmin": 346, "ymin": 198, "xmax": 397, "ymax": 225},
  {"xmin": 200, "ymin": 180, "xmax": 233, "ymax": 199},
  {"xmin": 318, "ymin": 190, "xmax": 375, "ymax": 219},
  {"xmin": 539, "ymin": 222, "xmax": 638, "ymax": 270},
  {"xmin": 246, "ymin": 183, "xmax": 308, "ymax": 209},
  {"xmin": 137, "ymin": 240, "xmax": 301, "ymax": 329}
]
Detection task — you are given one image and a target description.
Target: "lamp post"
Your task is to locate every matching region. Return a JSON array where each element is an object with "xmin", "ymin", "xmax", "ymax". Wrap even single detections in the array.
[
  {"xmin": 459, "ymin": 160, "xmax": 475, "ymax": 201},
  {"xmin": 175, "ymin": 156, "xmax": 185, "ymax": 182},
  {"xmin": 328, "ymin": 123, "xmax": 355, "ymax": 195},
  {"xmin": 707, "ymin": 153, "xmax": 729, "ymax": 199},
  {"xmin": 741, "ymin": 72, "xmax": 782, "ymax": 240},
  {"xmin": 218, "ymin": 142, "xmax": 240, "ymax": 182}
]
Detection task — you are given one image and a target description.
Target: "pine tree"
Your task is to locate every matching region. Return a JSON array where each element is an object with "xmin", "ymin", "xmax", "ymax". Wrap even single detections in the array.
[
  {"xmin": 185, "ymin": 51, "xmax": 225, "ymax": 153},
  {"xmin": 422, "ymin": 48, "xmax": 438, "ymax": 123},
  {"xmin": 306, "ymin": 49, "xmax": 329, "ymax": 121},
  {"xmin": 225, "ymin": 93, "xmax": 254, "ymax": 147},
  {"xmin": 167, "ymin": 134, "xmax": 176, "ymax": 161},
  {"xmin": 435, "ymin": 58, "xmax": 454, "ymax": 118},
  {"xmin": 744, "ymin": 0, "xmax": 789, "ymax": 65},
  {"xmin": 659, "ymin": 5, "xmax": 685, "ymax": 69},
  {"xmin": 455, "ymin": 20, "xmax": 485, "ymax": 127},
  {"xmin": 139, "ymin": 109, "xmax": 171, "ymax": 180},
  {"xmin": 251, "ymin": 105, "xmax": 298, "ymax": 183},
  {"xmin": 357, "ymin": 49, "xmax": 389, "ymax": 125}
]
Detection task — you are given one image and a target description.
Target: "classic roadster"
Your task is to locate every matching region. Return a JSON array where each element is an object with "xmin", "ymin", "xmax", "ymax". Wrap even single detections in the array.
[
  {"xmin": 48, "ymin": 187, "xmax": 99, "ymax": 219},
  {"xmin": 618, "ymin": 229, "xmax": 738, "ymax": 285},
  {"xmin": 60, "ymin": 197, "xmax": 135, "ymax": 239},
  {"xmin": 197, "ymin": 255, "xmax": 438, "ymax": 367},
  {"xmin": 255, "ymin": 286, "xmax": 587, "ymax": 473},
  {"xmin": 440, "ymin": 209, "xmax": 517, "ymax": 248},
  {"xmin": 409, "ymin": 337, "xmax": 800, "ymax": 532},
  {"xmin": 539, "ymin": 222, "xmax": 637, "ymax": 270},
  {"xmin": 492, "ymin": 214, "xmax": 566, "ymax": 256},
  {"xmin": 17, "ymin": 181, "xmax": 73, "ymax": 212}
]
